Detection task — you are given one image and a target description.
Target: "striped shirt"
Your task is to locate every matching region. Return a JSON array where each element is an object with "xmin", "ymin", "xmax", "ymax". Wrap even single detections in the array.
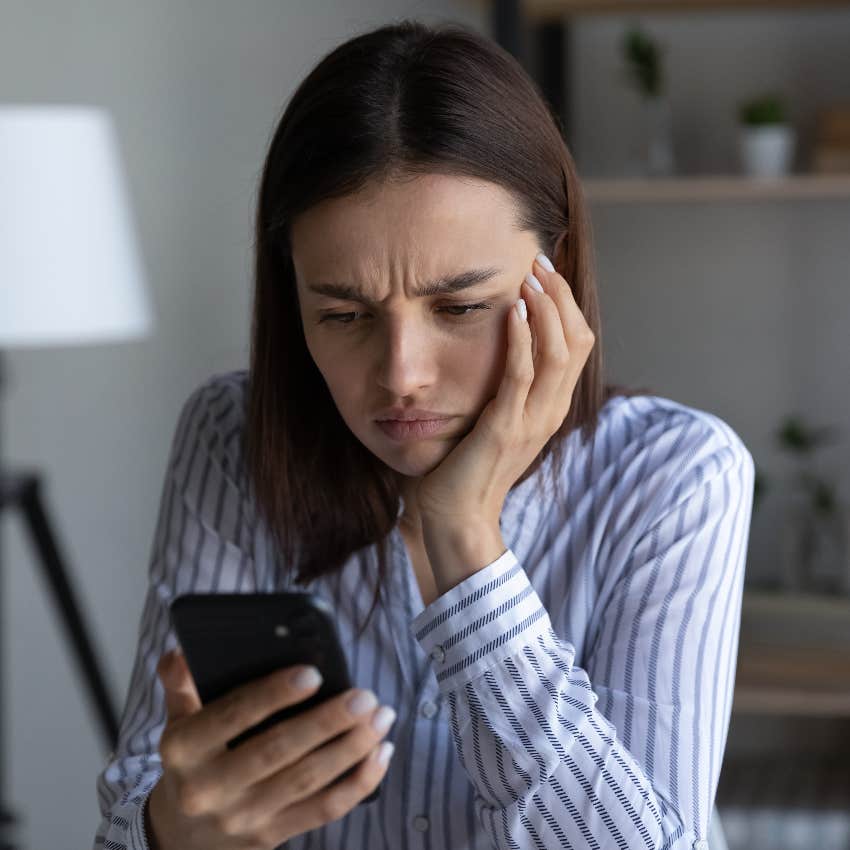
[{"xmin": 93, "ymin": 367, "xmax": 754, "ymax": 850}]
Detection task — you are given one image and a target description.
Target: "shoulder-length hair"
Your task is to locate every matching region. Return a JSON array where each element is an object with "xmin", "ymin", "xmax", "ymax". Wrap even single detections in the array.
[{"xmin": 246, "ymin": 19, "xmax": 647, "ymax": 632}]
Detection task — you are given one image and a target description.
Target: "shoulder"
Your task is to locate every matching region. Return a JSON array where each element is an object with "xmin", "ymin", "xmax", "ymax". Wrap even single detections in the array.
[
  {"xmin": 575, "ymin": 392, "xmax": 754, "ymax": 526},
  {"xmin": 168, "ymin": 368, "xmax": 250, "ymax": 474},
  {"xmin": 160, "ymin": 369, "xmax": 256, "ymax": 551},
  {"xmin": 176, "ymin": 368, "xmax": 249, "ymax": 435},
  {"xmin": 594, "ymin": 391, "xmax": 752, "ymax": 471}
]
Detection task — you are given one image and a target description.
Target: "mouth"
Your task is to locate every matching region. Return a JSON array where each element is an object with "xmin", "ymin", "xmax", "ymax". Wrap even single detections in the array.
[{"xmin": 376, "ymin": 418, "xmax": 454, "ymax": 441}]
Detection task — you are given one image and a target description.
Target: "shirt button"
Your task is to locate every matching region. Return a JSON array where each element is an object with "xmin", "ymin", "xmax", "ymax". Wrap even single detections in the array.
[
  {"xmin": 430, "ymin": 644, "xmax": 445, "ymax": 663},
  {"xmin": 693, "ymin": 842, "xmax": 709, "ymax": 850},
  {"xmin": 412, "ymin": 815, "xmax": 430, "ymax": 832},
  {"xmin": 420, "ymin": 700, "xmax": 438, "ymax": 719}
]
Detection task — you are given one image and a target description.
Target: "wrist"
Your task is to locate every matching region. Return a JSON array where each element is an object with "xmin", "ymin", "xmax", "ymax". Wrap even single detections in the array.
[
  {"xmin": 421, "ymin": 518, "xmax": 506, "ymax": 595},
  {"xmin": 143, "ymin": 785, "xmax": 164, "ymax": 850}
]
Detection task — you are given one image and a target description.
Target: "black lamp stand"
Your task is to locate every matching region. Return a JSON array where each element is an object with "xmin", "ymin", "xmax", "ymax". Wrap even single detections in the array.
[{"xmin": 0, "ymin": 350, "xmax": 120, "ymax": 849}]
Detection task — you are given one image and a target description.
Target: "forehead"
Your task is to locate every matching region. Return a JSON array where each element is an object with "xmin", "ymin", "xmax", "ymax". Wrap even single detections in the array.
[{"xmin": 290, "ymin": 174, "xmax": 522, "ymax": 280}]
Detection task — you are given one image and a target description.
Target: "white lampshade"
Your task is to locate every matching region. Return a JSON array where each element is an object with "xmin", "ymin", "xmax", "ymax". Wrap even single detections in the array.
[{"xmin": 0, "ymin": 104, "xmax": 154, "ymax": 347}]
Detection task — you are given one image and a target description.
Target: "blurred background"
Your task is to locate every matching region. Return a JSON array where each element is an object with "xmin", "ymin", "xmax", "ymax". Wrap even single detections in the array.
[{"xmin": 1, "ymin": 1, "xmax": 849, "ymax": 848}]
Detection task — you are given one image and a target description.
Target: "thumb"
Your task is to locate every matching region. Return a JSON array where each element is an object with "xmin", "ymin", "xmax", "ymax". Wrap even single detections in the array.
[{"xmin": 157, "ymin": 648, "xmax": 202, "ymax": 724}]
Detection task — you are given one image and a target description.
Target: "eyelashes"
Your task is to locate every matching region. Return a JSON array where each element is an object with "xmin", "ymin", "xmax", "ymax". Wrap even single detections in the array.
[{"xmin": 317, "ymin": 303, "xmax": 494, "ymax": 326}]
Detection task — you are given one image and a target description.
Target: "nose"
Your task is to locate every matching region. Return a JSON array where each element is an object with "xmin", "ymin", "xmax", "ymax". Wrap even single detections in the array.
[{"xmin": 375, "ymin": 318, "xmax": 437, "ymax": 397}]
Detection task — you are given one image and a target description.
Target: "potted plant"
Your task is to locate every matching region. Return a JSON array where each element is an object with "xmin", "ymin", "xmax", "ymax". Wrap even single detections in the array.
[
  {"xmin": 770, "ymin": 415, "xmax": 846, "ymax": 593},
  {"xmin": 737, "ymin": 93, "xmax": 796, "ymax": 178},
  {"xmin": 621, "ymin": 24, "xmax": 675, "ymax": 177}
]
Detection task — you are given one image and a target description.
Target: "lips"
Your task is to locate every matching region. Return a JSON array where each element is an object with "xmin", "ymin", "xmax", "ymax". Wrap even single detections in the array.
[
  {"xmin": 376, "ymin": 418, "xmax": 454, "ymax": 441},
  {"xmin": 376, "ymin": 410, "xmax": 451, "ymax": 422}
]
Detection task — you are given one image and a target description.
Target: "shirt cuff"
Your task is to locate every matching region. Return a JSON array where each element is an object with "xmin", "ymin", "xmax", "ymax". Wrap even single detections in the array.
[{"xmin": 410, "ymin": 547, "xmax": 552, "ymax": 692}]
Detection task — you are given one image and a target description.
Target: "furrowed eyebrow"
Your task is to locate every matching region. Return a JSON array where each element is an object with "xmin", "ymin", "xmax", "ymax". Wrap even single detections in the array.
[{"xmin": 306, "ymin": 266, "xmax": 503, "ymax": 305}]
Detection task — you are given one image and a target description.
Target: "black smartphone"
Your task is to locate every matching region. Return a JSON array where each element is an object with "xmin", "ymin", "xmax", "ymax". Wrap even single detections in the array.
[{"xmin": 169, "ymin": 591, "xmax": 380, "ymax": 804}]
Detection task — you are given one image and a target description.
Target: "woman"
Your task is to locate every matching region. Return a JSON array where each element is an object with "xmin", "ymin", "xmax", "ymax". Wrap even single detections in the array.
[{"xmin": 93, "ymin": 19, "xmax": 754, "ymax": 850}]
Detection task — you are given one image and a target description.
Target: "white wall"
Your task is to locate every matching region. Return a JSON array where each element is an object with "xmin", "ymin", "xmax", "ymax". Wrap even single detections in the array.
[{"xmin": 0, "ymin": 3, "xmax": 486, "ymax": 848}]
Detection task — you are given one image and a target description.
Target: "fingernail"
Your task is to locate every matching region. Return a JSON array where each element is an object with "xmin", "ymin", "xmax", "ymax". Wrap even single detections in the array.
[
  {"xmin": 375, "ymin": 740, "xmax": 395, "ymax": 766},
  {"xmin": 524, "ymin": 272, "xmax": 544, "ymax": 293},
  {"xmin": 292, "ymin": 666, "xmax": 323, "ymax": 690},
  {"xmin": 515, "ymin": 298, "xmax": 527, "ymax": 322},
  {"xmin": 536, "ymin": 252, "xmax": 555, "ymax": 272},
  {"xmin": 371, "ymin": 705, "xmax": 397, "ymax": 734},
  {"xmin": 348, "ymin": 689, "xmax": 379, "ymax": 716}
]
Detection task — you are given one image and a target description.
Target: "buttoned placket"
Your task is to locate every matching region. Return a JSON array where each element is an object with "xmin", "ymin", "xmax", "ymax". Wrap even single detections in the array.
[{"xmin": 380, "ymin": 524, "xmax": 440, "ymax": 698}]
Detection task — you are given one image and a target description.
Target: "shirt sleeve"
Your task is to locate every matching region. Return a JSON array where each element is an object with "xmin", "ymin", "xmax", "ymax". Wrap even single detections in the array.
[
  {"xmin": 410, "ymin": 418, "xmax": 754, "ymax": 850},
  {"xmin": 92, "ymin": 375, "xmax": 258, "ymax": 850}
]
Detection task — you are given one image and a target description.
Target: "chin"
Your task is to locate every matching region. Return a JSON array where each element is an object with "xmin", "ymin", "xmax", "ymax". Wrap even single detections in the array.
[
  {"xmin": 369, "ymin": 439, "xmax": 453, "ymax": 477},
  {"xmin": 381, "ymin": 450, "xmax": 446, "ymax": 477}
]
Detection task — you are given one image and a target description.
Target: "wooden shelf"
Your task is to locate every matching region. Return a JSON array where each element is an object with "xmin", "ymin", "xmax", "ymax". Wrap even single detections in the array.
[
  {"xmin": 519, "ymin": 0, "xmax": 850, "ymax": 20},
  {"xmin": 733, "ymin": 642, "xmax": 850, "ymax": 717},
  {"xmin": 582, "ymin": 173, "xmax": 850, "ymax": 203},
  {"xmin": 732, "ymin": 591, "xmax": 850, "ymax": 717}
]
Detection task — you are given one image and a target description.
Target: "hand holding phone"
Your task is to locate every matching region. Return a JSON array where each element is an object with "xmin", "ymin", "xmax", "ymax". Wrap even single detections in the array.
[{"xmin": 145, "ymin": 651, "xmax": 395, "ymax": 850}]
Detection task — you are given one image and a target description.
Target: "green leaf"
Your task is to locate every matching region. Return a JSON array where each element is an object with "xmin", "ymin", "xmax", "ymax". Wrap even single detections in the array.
[
  {"xmin": 738, "ymin": 93, "xmax": 787, "ymax": 126},
  {"xmin": 621, "ymin": 25, "xmax": 664, "ymax": 98},
  {"xmin": 777, "ymin": 415, "xmax": 842, "ymax": 454}
]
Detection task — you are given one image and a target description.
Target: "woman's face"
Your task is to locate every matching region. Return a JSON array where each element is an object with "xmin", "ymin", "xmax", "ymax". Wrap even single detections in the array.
[{"xmin": 291, "ymin": 173, "xmax": 542, "ymax": 486}]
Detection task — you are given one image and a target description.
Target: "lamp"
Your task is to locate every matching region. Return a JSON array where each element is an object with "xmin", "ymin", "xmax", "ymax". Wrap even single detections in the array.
[{"xmin": 0, "ymin": 104, "xmax": 154, "ymax": 849}]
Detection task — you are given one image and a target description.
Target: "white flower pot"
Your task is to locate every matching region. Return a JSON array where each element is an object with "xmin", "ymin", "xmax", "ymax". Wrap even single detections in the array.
[
  {"xmin": 643, "ymin": 95, "xmax": 675, "ymax": 177},
  {"xmin": 738, "ymin": 124, "xmax": 796, "ymax": 178}
]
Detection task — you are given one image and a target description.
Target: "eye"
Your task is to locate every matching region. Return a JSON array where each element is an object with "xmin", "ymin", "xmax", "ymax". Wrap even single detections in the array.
[{"xmin": 317, "ymin": 303, "xmax": 493, "ymax": 325}]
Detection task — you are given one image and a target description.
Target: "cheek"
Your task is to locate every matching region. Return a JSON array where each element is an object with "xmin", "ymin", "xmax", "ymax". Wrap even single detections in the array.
[{"xmin": 460, "ymin": 337, "xmax": 505, "ymax": 402}]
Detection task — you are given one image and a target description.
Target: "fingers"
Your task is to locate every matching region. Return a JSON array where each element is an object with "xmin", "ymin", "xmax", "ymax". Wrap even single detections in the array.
[
  {"xmin": 157, "ymin": 649, "xmax": 202, "ymax": 726},
  {"xmin": 533, "ymin": 255, "xmax": 595, "ymax": 358},
  {"xmin": 522, "ymin": 253, "xmax": 595, "ymax": 425},
  {"xmin": 215, "ymin": 702, "xmax": 396, "ymax": 830},
  {"xmin": 196, "ymin": 688, "xmax": 394, "ymax": 806},
  {"xmin": 158, "ymin": 661, "xmax": 323, "ymax": 768},
  {"xmin": 250, "ymin": 738, "xmax": 394, "ymax": 846},
  {"xmin": 521, "ymin": 269, "xmax": 570, "ymax": 422}
]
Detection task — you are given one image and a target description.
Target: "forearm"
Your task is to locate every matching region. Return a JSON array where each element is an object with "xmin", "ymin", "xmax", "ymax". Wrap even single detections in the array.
[
  {"xmin": 410, "ymin": 550, "xmax": 701, "ymax": 850},
  {"xmin": 447, "ymin": 630, "xmax": 694, "ymax": 849}
]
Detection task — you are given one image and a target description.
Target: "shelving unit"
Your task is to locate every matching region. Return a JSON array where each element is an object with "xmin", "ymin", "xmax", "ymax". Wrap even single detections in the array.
[{"xmin": 469, "ymin": 1, "xmax": 850, "ymax": 194}]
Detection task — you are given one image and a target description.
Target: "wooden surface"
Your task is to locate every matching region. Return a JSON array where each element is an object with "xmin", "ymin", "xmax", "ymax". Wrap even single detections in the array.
[
  {"xmin": 732, "ymin": 591, "xmax": 850, "ymax": 717},
  {"xmin": 733, "ymin": 642, "xmax": 850, "ymax": 717},
  {"xmin": 464, "ymin": 0, "xmax": 850, "ymax": 20},
  {"xmin": 732, "ymin": 590, "xmax": 850, "ymax": 718}
]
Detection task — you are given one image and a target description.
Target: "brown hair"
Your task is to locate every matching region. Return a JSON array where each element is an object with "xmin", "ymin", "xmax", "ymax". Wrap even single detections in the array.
[{"xmin": 246, "ymin": 19, "xmax": 648, "ymax": 632}]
